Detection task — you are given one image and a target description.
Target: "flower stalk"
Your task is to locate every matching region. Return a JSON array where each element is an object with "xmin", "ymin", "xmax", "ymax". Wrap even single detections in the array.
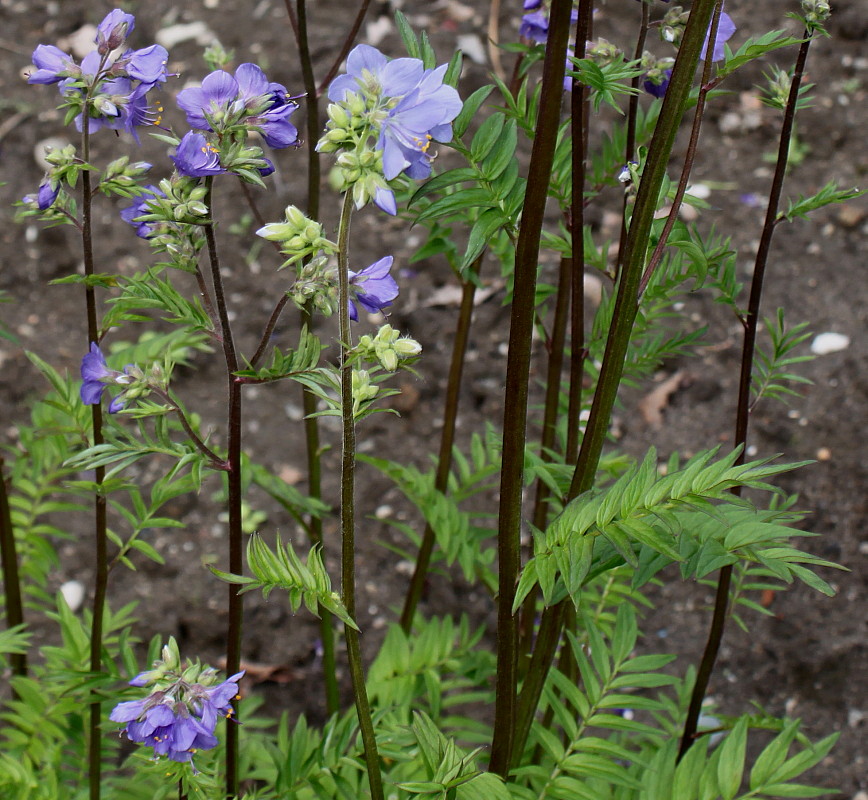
[
  {"xmin": 202, "ymin": 177, "xmax": 244, "ymax": 796},
  {"xmin": 679, "ymin": 28, "xmax": 816, "ymax": 761},
  {"xmin": 512, "ymin": 0, "xmax": 719, "ymax": 768},
  {"xmin": 336, "ymin": 189, "xmax": 384, "ymax": 800},
  {"xmin": 400, "ymin": 255, "xmax": 482, "ymax": 632},
  {"xmin": 489, "ymin": 0, "xmax": 574, "ymax": 776},
  {"xmin": 0, "ymin": 457, "xmax": 26, "ymax": 679}
]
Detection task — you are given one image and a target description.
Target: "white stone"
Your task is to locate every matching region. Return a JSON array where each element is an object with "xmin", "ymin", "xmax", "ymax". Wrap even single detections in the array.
[
  {"xmin": 60, "ymin": 580, "xmax": 85, "ymax": 612},
  {"xmin": 156, "ymin": 21, "xmax": 214, "ymax": 49},
  {"xmin": 810, "ymin": 332, "xmax": 850, "ymax": 355},
  {"xmin": 457, "ymin": 34, "xmax": 487, "ymax": 65}
]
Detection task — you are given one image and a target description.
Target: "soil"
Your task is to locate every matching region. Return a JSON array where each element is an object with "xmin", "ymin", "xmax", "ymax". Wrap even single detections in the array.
[{"xmin": 0, "ymin": 0, "xmax": 865, "ymax": 796}]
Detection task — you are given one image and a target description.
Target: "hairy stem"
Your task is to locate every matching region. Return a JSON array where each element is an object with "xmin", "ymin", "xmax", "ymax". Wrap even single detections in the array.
[
  {"xmin": 679, "ymin": 30, "xmax": 814, "ymax": 761},
  {"xmin": 489, "ymin": 0, "xmax": 574, "ymax": 776},
  {"xmin": 513, "ymin": 0, "xmax": 719, "ymax": 767},
  {"xmin": 203, "ymin": 179, "xmax": 244, "ymax": 797},
  {"xmin": 336, "ymin": 190, "xmax": 383, "ymax": 799},
  {"xmin": 400, "ymin": 255, "xmax": 482, "ymax": 632},
  {"xmin": 0, "ymin": 458, "xmax": 26, "ymax": 679}
]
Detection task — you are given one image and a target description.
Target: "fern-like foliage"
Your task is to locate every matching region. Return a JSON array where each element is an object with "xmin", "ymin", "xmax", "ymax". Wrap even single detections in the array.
[
  {"xmin": 751, "ymin": 307, "xmax": 813, "ymax": 409},
  {"xmin": 212, "ymin": 533, "xmax": 357, "ymax": 630},
  {"xmin": 514, "ymin": 446, "xmax": 837, "ymax": 611}
]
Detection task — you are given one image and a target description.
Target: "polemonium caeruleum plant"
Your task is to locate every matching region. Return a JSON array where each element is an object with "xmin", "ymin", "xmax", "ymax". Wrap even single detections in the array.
[{"xmin": 1, "ymin": 1, "xmax": 860, "ymax": 798}]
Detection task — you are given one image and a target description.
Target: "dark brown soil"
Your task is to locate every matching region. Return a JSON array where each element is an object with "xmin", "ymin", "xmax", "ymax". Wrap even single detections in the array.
[{"xmin": 1, "ymin": 0, "xmax": 865, "ymax": 796}]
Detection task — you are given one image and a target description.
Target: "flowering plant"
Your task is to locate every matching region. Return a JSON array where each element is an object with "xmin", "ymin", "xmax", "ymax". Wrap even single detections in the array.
[{"xmin": 2, "ymin": 2, "xmax": 859, "ymax": 799}]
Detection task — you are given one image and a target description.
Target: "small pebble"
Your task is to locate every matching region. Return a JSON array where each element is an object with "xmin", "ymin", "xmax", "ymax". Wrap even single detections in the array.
[
  {"xmin": 374, "ymin": 505, "xmax": 393, "ymax": 520},
  {"xmin": 816, "ymin": 447, "xmax": 832, "ymax": 461},
  {"xmin": 60, "ymin": 580, "xmax": 85, "ymax": 612},
  {"xmin": 811, "ymin": 332, "xmax": 850, "ymax": 355}
]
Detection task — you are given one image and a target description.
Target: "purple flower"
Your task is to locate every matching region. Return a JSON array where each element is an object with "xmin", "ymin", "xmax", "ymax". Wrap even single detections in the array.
[
  {"xmin": 37, "ymin": 180, "xmax": 60, "ymax": 210},
  {"xmin": 643, "ymin": 68, "xmax": 672, "ymax": 98},
  {"xmin": 348, "ymin": 256, "xmax": 399, "ymax": 321},
  {"xmin": 176, "ymin": 63, "xmax": 298, "ymax": 149},
  {"xmin": 703, "ymin": 8, "xmax": 736, "ymax": 62},
  {"xmin": 374, "ymin": 186, "xmax": 397, "ymax": 216},
  {"xmin": 27, "ymin": 44, "xmax": 76, "ymax": 84},
  {"xmin": 96, "ymin": 9, "xmax": 136, "ymax": 53},
  {"xmin": 120, "ymin": 184, "xmax": 164, "ymax": 238},
  {"xmin": 119, "ymin": 44, "xmax": 170, "ymax": 86},
  {"xmin": 523, "ymin": 0, "xmax": 542, "ymax": 8},
  {"xmin": 519, "ymin": 8, "xmax": 579, "ymax": 45},
  {"xmin": 80, "ymin": 343, "xmax": 136, "ymax": 413},
  {"xmin": 109, "ymin": 670, "xmax": 244, "ymax": 763},
  {"xmin": 172, "ymin": 131, "xmax": 227, "ymax": 177}
]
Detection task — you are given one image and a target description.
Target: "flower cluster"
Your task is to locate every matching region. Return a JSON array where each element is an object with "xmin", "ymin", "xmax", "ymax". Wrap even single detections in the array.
[
  {"xmin": 110, "ymin": 639, "xmax": 243, "ymax": 764},
  {"xmin": 520, "ymin": 0, "xmax": 579, "ymax": 44},
  {"xmin": 27, "ymin": 9, "xmax": 168, "ymax": 141},
  {"xmin": 172, "ymin": 63, "xmax": 298, "ymax": 178},
  {"xmin": 318, "ymin": 44, "xmax": 461, "ymax": 213},
  {"xmin": 80, "ymin": 343, "xmax": 161, "ymax": 413},
  {"xmin": 637, "ymin": 3, "xmax": 736, "ymax": 98}
]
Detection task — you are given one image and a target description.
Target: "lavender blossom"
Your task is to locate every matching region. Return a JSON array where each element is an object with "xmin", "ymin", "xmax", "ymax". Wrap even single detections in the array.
[
  {"xmin": 348, "ymin": 256, "xmax": 399, "ymax": 321},
  {"xmin": 27, "ymin": 44, "xmax": 77, "ymax": 84},
  {"xmin": 36, "ymin": 180, "xmax": 60, "ymax": 210},
  {"xmin": 172, "ymin": 131, "xmax": 227, "ymax": 177},
  {"xmin": 80, "ymin": 343, "xmax": 138, "ymax": 413},
  {"xmin": 109, "ymin": 668, "xmax": 244, "ymax": 764},
  {"xmin": 703, "ymin": 9, "xmax": 736, "ymax": 62},
  {"xmin": 643, "ymin": 68, "xmax": 672, "ymax": 98},
  {"xmin": 120, "ymin": 185, "xmax": 165, "ymax": 238},
  {"xmin": 95, "ymin": 9, "xmax": 135, "ymax": 53},
  {"xmin": 176, "ymin": 63, "xmax": 298, "ymax": 148}
]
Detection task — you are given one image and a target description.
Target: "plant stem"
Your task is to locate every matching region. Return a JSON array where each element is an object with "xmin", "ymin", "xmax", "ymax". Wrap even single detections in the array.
[
  {"xmin": 566, "ymin": 0, "xmax": 593, "ymax": 464},
  {"xmin": 399, "ymin": 255, "xmax": 482, "ymax": 632},
  {"xmin": 615, "ymin": 0, "xmax": 650, "ymax": 278},
  {"xmin": 489, "ymin": 0, "xmax": 574, "ymax": 777},
  {"xmin": 639, "ymin": 0, "xmax": 722, "ymax": 296},
  {"xmin": 678, "ymin": 30, "xmax": 814, "ymax": 761},
  {"xmin": 0, "ymin": 457, "xmax": 26, "ymax": 679},
  {"xmin": 336, "ymin": 190, "xmax": 383, "ymax": 799},
  {"xmin": 202, "ymin": 179, "xmax": 244, "ymax": 798},
  {"xmin": 80, "ymin": 111, "xmax": 107, "ymax": 800},
  {"xmin": 315, "ymin": 1, "xmax": 372, "ymax": 98},
  {"xmin": 519, "ymin": 255, "xmax": 571, "ymax": 659},
  {"xmin": 512, "ymin": 0, "xmax": 719, "ymax": 767}
]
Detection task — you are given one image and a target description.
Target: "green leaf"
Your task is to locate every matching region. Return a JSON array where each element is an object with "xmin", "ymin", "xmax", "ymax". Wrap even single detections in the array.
[
  {"xmin": 716, "ymin": 717, "xmax": 748, "ymax": 800},
  {"xmin": 470, "ymin": 113, "xmax": 506, "ymax": 163},
  {"xmin": 453, "ymin": 85, "xmax": 494, "ymax": 139}
]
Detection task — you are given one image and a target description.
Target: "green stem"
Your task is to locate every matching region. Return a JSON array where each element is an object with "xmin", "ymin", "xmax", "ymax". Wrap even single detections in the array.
[
  {"xmin": 679, "ymin": 30, "xmax": 814, "ymax": 761},
  {"xmin": 336, "ymin": 190, "xmax": 383, "ymax": 800},
  {"xmin": 512, "ymin": 0, "xmax": 719, "ymax": 768},
  {"xmin": 202, "ymin": 179, "xmax": 244, "ymax": 797},
  {"xmin": 488, "ymin": 0, "xmax": 574, "ymax": 777},
  {"xmin": 639, "ymin": 0, "xmax": 722, "ymax": 295},
  {"xmin": 399, "ymin": 255, "xmax": 482, "ymax": 632},
  {"xmin": 0, "ymin": 458, "xmax": 26, "ymax": 679}
]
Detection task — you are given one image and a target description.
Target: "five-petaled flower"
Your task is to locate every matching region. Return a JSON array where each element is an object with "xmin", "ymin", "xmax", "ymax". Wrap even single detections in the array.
[
  {"xmin": 172, "ymin": 131, "xmax": 228, "ymax": 177},
  {"xmin": 348, "ymin": 256, "xmax": 399, "ymax": 321},
  {"xmin": 80, "ymin": 343, "xmax": 139, "ymax": 413},
  {"xmin": 327, "ymin": 44, "xmax": 462, "ymax": 182},
  {"xmin": 176, "ymin": 63, "xmax": 299, "ymax": 149},
  {"xmin": 28, "ymin": 10, "xmax": 169, "ymax": 141},
  {"xmin": 109, "ymin": 669, "xmax": 244, "ymax": 764},
  {"xmin": 120, "ymin": 185, "xmax": 165, "ymax": 238}
]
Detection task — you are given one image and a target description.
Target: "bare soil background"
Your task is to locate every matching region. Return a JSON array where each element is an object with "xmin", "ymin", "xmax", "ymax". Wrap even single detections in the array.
[{"xmin": 0, "ymin": 0, "xmax": 865, "ymax": 796}]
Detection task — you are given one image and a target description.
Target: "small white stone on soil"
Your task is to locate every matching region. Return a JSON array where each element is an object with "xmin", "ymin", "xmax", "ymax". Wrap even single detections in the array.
[
  {"xmin": 34, "ymin": 137, "xmax": 71, "ymax": 170},
  {"xmin": 810, "ymin": 332, "xmax": 850, "ymax": 355},
  {"xmin": 456, "ymin": 34, "xmax": 486, "ymax": 65},
  {"xmin": 816, "ymin": 447, "xmax": 832, "ymax": 461},
  {"xmin": 365, "ymin": 16, "xmax": 392, "ymax": 47},
  {"xmin": 284, "ymin": 402, "xmax": 304, "ymax": 421},
  {"xmin": 60, "ymin": 580, "xmax": 85, "ymax": 612},
  {"xmin": 584, "ymin": 273, "xmax": 603, "ymax": 306},
  {"xmin": 156, "ymin": 21, "xmax": 215, "ymax": 49},
  {"xmin": 374, "ymin": 505, "xmax": 393, "ymax": 519}
]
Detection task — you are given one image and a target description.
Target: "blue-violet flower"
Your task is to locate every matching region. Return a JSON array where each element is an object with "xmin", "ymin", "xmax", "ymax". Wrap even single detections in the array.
[
  {"xmin": 172, "ymin": 131, "xmax": 227, "ymax": 177},
  {"xmin": 348, "ymin": 255, "xmax": 399, "ymax": 321},
  {"xmin": 80, "ymin": 343, "xmax": 138, "ymax": 413}
]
